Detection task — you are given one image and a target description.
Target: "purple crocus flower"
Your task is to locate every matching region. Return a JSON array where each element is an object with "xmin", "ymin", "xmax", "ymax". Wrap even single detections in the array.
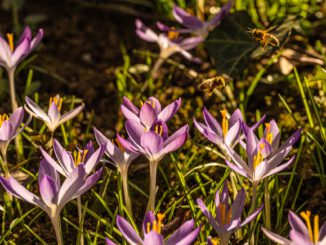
[
  {"xmin": 0, "ymin": 26, "xmax": 43, "ymax": 70},
  {"xmin": 157, "ymin": 1, "xmax": 232, "ymax": 39},
  {"xmin": 197, "ymin": 181, "xmax": 263, "ymax": 245},
  {"xmin": 118, "ymin": 119, "xmax": 188, "ymax": 211},
  {"xmin": 194, "ymin": 108, "xmax": 243, "ymax": 152},
  {"xmin": 94, "ymin": 127, "xmax": 139, "ymax": 214},
  {"xmin": 262, "ymin": 210, "xmax": 326, "ymax": 245},
  {"xmin": 0, "ymin": 107, "xmax": 29, "ymax": 154},
  {"xmin": 135, "ymin": 19, "xmax": 203, "ymax": 63},
  {"xmin": 106, "ymin": 211, "xmax": 200, "ymax": 245},
  {"xmin": 225, "ymin": 124, "xmax": 301, "ymax": 184},
  {"xmin": 121, "ymin": 96, "xmax": 181, "ymax": 131},
  {"xmin": 0, "ymin": 159, "xmax": 102, "ymax": 244},
  {"xmin": 40, "ymin": 138, "xmax": 105, "ymax": 177},
  {"xmin": 25, "ymin": 95, "xmax": 85, "ymax": 133}
]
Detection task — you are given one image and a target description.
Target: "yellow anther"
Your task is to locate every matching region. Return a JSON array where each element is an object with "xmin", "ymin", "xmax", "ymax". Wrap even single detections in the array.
[
  {"xmin": 168, "ymin": 27, "xmax": 179, "ymax": 40},
  {"xmin": 140, "ymin": 100, "xmax": 144, "ymax": 106},
  {"xmin": 146, "ymin": 222, "xmax": 151, "ymax": 233},
  {"xmin": 154, "ymin": 125, "xmax": 163, "ymax": 136},
  {"xmin": 220, "ymin": 109, "xmax": 228, "ymax": 138},
  {"xmin": 114, "ymin": 138, "xmax": 124, "ymax": 152},
  {"xmin": 6, "ymin": 33, "xmax": 14, "ymax": 52},
  {"xmin": 0, "ymin": 114, "xmax": 9, "ymax": 127},
  {"xmin": 301, "ymin": 211, "xmax": 313, "ymax": 242},
  {"xmin": 49, "ymin": 97, "xmax": 63, "ymax": 112},
  {"xmin": 218, "ymin": 204, "xmax": 232, "ymax": 225},
  {"xmin": 314, "ymin": 215, "xmax": 319, "ymax": 243},
  {"xmin": 265, "ymin": 123, "xmax": 273, "ymax": 144},
  {"xmin": 145, "ymin": 100, "xmax": 155, "ymax": 109},
  {"xmin": 73, "ymin": 149, "xmax": 88, "ymax": 166},
  {"xmin": 157, "ymin": 213, "xmax": 165, "ymax": 234},
  {"xmin": 253, "ymin": 143, "xmax": 265, "ymax": 169}
]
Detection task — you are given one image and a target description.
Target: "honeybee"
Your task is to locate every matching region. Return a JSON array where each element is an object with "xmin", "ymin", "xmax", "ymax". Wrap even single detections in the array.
[
  {"xmin": 248, "ymin": 27, "xmax": 280, "ymax": 49},
  {"xmin": 199, "ymin": 74, "xmax": 230, "ymax": 95}
]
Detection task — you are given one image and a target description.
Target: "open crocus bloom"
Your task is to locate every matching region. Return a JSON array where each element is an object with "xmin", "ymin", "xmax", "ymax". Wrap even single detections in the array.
[
  {"xmin": 194, "ymin": 108, "xmax": 243, "ymax": 151},
  {"xmin": 0, "ymin": 107, "xmax": 30, "ymax": 153},
  {"xmin": 121, "ymin": 96, "xmax": 181, "ymax": 131},
  {"xmin": 40, "ymin": 138, "xmax": 105, "ymax": 177},
  {"xmin": 225, "ymin": 125, "xmax": 301, "ymax": 184},
  {"xmin": 25, "ymin": 95, "xmax": 85, "ymax": 132},
  {"xmin": 197, "ymin": 181, "xmax": 263, "ymax": 245},
  {"xmin": 106, "ymin": 211, "xmax": 200, "ymax": 245},
  {"xmin": 262, "ymin": 210, "xmax": 326, "ymax": 245},
  {"xmin": 93, "ymin": 127, "xmax": 139, "ymax": 175},
  {"xmin": 117, "ymin": 120, "xmax": 188, "ymax": 163},
  {"xmin": 135, "ymin": 19, "xmax": 202, "ymax": 62},
  {"xmin": 0, "ymin": 159, "xmax": 102, "ymax": 242},
  {"xmin": 157, "ymin": 1, "xmax": 232, "ymax": 39},
  {"xmin": 0, "ymin": 26, "xmax": 43, "ymax": 70}
]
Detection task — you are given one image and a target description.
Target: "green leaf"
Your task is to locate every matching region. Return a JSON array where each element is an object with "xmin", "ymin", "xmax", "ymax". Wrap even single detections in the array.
[
  {"xmin": 205, "ymin": 11, "xmax": 257, "ymax": 77},
  {"xmin": 311, "ymin": 66, "xmax": 326, "ymax": 81}
]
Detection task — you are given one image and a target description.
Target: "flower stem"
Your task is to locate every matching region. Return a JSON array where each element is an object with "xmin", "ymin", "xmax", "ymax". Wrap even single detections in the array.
[
  {"xmin": 150, "ymin": 56, "xmax": 165, "ymax": 79},
  {"xmin": 146, "ymin": 160, "xmax": 158, "ymax": 212},
  {"xmin": 8, "ymin": 68, "xmax": 18, "ymax": 112},
  {"xmin": 50, "ymin": 214, "xmax": 64, "ymax": 245},
  {"xmin": 121, "ymin": 172, "xmax": 132, "ymax": 216},
  {"xmin": 0, "ymin": 148, "xmax": 10, "ymax": 178},
  {"xmin": 264, "ymin": 179, "xmax": 271, "ymax": 230},
  {"xmin": 249, "ymin": 182, "xmax": 258, "ymax": 245},
  {"xmin": 77, "ymin": 196, "xmax": 84, "ymax": 245}
]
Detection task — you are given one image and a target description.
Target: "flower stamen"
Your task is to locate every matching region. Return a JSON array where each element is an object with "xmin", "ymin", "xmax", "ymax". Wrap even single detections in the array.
[
  {"xmin": 6, "ymin": 33, "xmax": 14, "ymax": 52},
  {"xmin": 113, "ymin": 137, "xmax": 124, "ymax": 152},
  {"xmin": 253, "ymin": 143, "xmax": 265, "ymax": 169},
  {"xmin": 220, "ymin": 109, "xmax": 228, "ymax": 138},
  {"xmin": 265, "ymin": 123, "xmax": 273, "ymax": 144},
  {"xmin": 168, "ymin": 27, "xmax": 179, "ymax": 40},
  {"xmin": 73, "ymin": 149, "xmax": 88, "ymax": 166},
  {"xmin": 0, "ymin": 114, "xmax": 9, "ymax": 127},
  {"xmin": 157, "ymin": 213, "xmax": 165, "ymax": 234},
  {"xmin": 155, "ymin": 124, "xmax": 163, "ymax": 136},
  {"xmin": 49, "ymin": 97, "xmax": 63, "ymax": 112}
]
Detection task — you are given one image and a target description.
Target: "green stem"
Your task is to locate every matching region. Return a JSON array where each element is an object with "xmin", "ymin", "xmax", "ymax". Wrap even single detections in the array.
[
  {"xmin": 249, "ymin": 182, "xmax": 258, "ymax": 245},
  {"xmin": 264, "ymin": 179, "xmax": 271, "ymax": 230},
  {"xmin": 77, "ymin": 196, "xmax": 84, "ymax": 245},
  {"xmin": 121, "ymin": 171, "xmax": 132, "ymax": 216},
  {"xmin": 1, "ymin": 148, "xmax": 10, "ymax": 178},
  {"xmin": 146, "ymin": 160, "xmax": 158, "ymax": 212},
  {"xmin": 50, "ymin": 213, "xmax": 63, "ymax": 245}
]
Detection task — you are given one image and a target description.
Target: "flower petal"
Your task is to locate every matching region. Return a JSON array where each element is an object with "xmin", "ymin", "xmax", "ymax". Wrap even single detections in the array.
[
  {"xmin": 135, "ymin": 19, "xmax": 159, "ymax": 42},
  {"xmin": 172, "ymin": 6, "xmax": 203, "ymax": 29},
  {"xmin": 84, "ymin": 145, "xmax": 105, "ymax": 175},
  {"xmin": 125, "ymin": 119, "xmax": 145, "ymax": 146},
  {"xmin": 11, "ymin": 38, "xmax": 30, "ymax": 67},
  {"xmin": 240, "ymin": 204, "xmax": 264, "ymax": 227},
  {"xmin": 203, "ymin": 107, "xmax": 223, "ymax": 135},
  {"xmin": 58, "ymin": 104, "xmax": 85, "ymax": 126},
  {"xmin": 141, "ymin": 131, "xmax": 163, "ymax": 156},
  {"xmin": 39, "ymin": 174, "xmax": 58, "ymax": 206},
  {"xmin": 116, "ymin": 215, "xmax": 143, "ymax": 245},
  {"xmin": 158, "ymin": 98, "xmax": 181, "ymax": 122},
  {"xmin": 166, "ymin": 219, "xmax": 199, "ymax": 245},
  {"xmin": 40, "ymin": 147, "xmax": 66, "ymax": 176},
  {"xmin": 197, "ymin": 198, "xmax": 219, "ymax": 232},
  {"xmin": 53, "ymin": 139, "xmax": 75, "ymax": 175},
  {"xmin": 261, "ymin": 227, "xmax": 290, "ymax": 245},
  {"xmin": 0, "ymin": 121, "xmax": 13, "ymax": 141},
  {"xmin": 72, "ymin": 168, "xmax": 103, "ymax": 199},
  {"xmin": 140, "ymin": 103, "xmax": 157, "ymax": 128},
  {"xmin": 30, "ymin": 28, "xmax": 44, "ymax": 51},
  {"xmin": 288, "ymin": 211, "xmax": 310, "ymax": 237},
  {"xmin": 9, "ymin": 107, "xmax": 24, "ymax": 132},
  {"xmin": 25, "ymin": 96, "xmax": 50, "ymax": 122},
  {"xmin": 163, "ymin": 125, "xmax": 188, "ymax": 154}
]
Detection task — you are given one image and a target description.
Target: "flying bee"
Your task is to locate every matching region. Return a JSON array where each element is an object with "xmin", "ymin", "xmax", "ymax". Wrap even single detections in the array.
[
  {"xmin": 198, "ymin": 74, "xmax": 231, "ymax": 95},
  {"xmin": 248, "ymin": 27, "xmax": 280, "ymax": 49}
]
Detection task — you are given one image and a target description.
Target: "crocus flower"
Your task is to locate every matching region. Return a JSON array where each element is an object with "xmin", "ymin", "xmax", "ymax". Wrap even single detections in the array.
[
  {"xmin": 157, "ymin": 1, "xmax": 232, "ymax": 39},
  {"xmin": 194, "ymin": 108, "xmax": 243, "ymax": 152},
  {"xmin": 197, "ymin": 181, "xmax": 263, "ymax": 245},
  {"xmin": 106, "ymin": 211, "xmax": 200, "ymax": 245},
  {"xmin": 0, "ymin": 159, "xmax": 103, "ymax": 244},
  {"xmin": 0, "ymin": 26, "xmax": 43, "ymax": 70},
  {"xmin": 94, "ymin": 127, "xmax": 139, "ymax": 214},
  {"xmin": 118, "ymin": 119, "xmax": 188, "ymax": 211},
  {"xmin": 121, "ymin": 96, "xmax": 181, "ymax": 131},
  {"xmin": 0, "ymin": 107, "xmax": 29, "ymax": 154},
  {"xmin": 225, "ymin": 124, "xmax": 301, "ymax": 184},
  {"xmin": 262, "ymin": 210, "xmax": 326, "ymax": 245},
  {"xmin": 25, "ymin": 95, "xmax": 85, "ymax": 133},
  {"xmin": 136, "ymin": 19, "xmax": 202, "ymax": 63},
  {"xmin": 40, "ymin": 138, "xmax": 105, "ymax": 177}
]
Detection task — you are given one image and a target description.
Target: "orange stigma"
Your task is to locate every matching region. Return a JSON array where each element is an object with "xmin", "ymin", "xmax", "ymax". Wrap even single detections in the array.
[
  {"xmin": 6, "ymin": 33, "xmax": 14, "ymax": 52},
  {"xmin": 0, "ymin": 114, "xmax": 9, "ymax": 127},
  {"xmin": 49, "ymin": 97, "xmax": 63, "ymax": 111},
  {"xmin": 146, "ymin": 213, "xmax": 165, "ymax": 234},
  {"xmin": 113, "ymin": 137, "xmax": 124, "ymax": 152},
  {"xmin": 300, "ymin": 211, "xmax": 320, "ymax": 243},
  {"xmin": 220, "ymin": 109, "xmax": 228, "ymax": 138}
]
